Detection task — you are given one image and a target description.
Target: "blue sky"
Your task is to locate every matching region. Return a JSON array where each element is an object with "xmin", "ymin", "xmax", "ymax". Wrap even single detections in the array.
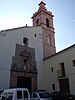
[{"xmin": 0, "ymin": 0, "xmax": 75, "ymax": 52}]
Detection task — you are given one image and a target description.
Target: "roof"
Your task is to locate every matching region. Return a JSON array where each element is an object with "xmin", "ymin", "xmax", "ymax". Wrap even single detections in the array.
[
  {"xmin": 0, "ymin": 25, "xmax": 41, "ymax": 33},
  {"xmin": 38, "ymin": 1, "xmax": 46, "ymax": 6},
  {"xmin": 44, "ymin": 44, "xmax": 75, "ymax": 60},
  {"xmin": 3, "ymin": 88, "xmax": 28, "ymax": 93}
]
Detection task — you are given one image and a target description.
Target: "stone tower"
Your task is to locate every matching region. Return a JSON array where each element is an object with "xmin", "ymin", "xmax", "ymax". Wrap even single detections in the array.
[{"xmin": 32, "ymin": 1, "xmax": 56, "ymax": 58}]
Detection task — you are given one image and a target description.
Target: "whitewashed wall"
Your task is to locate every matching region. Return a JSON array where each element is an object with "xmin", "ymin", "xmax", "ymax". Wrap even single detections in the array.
[{"xmin": 0, "ymin": 26, "xmax": 44, "ymax": 90}]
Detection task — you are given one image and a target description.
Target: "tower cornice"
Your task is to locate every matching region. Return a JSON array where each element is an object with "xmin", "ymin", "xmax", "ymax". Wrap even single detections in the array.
[
  {"xmin": 32, "ymin": 1, "xmax": 54, "ymax": 19},
  {"xmin": 32, "ymin": 10, "xmax": 54, "ymax": 19}
]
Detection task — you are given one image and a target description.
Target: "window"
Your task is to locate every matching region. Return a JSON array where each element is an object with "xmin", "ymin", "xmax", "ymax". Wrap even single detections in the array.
[
  {"xmin": 52, "ymin": 84, "xmax": 55, "ymax": 91},
  {"xmin": 36, "ymin": 19, "xmax": 39, "ymax": 25},
  {"xmin": 17, "ymin": 91, "xmax": 22, "ymax": 99},
  {"xmin": 35, "ymin": 34, "xmax": 36, "ymax": 37},
  {"xmin": 51, "ymin": 67, "xmax": 53, "ymax": 72},
  {"xmin": 23, "ymin": 37, "xmax": 28, "ymax": 45},
  {"xmin": 46, "ymin": 18, "xmax": 49, "ymax": 27},
  {"xmin": 1, "ymin": 93, "xmax": 13, "ymax": 100},
  {"xmin": 23, "ymin": 90, "xmax": 28, "ymax": 98},
  {"xmin": 33, "ymin": 93, "xmax": 38, "ymax": 98},
  {"xmin": 1, "ymin": 93, "xmax": 7, "ymax": 100},
  {"xmin": 6, "ymin": 95, "xmax": 13, "ymax": 100},
  {"xmin": 72, "ymin": 60, "xmax": 75, "ymax": 66},
  {"xmin": 39, "ymin": 92, "xmax": 50, "ymax": 98}
]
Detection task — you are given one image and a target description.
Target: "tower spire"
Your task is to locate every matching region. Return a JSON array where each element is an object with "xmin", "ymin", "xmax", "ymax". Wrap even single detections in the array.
[{"xmin": 38, "ymin": 1, "xmax": 47, "ymax": 11}]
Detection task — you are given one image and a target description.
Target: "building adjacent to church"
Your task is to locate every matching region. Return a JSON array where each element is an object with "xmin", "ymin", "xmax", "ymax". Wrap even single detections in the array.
[
  {"xmin": 0, "ymin": 1, "xmax": 56, "ymax": 91},
  {"xmin": 44, "ymin": 44, "xmax": 75, "ymax": 95}
]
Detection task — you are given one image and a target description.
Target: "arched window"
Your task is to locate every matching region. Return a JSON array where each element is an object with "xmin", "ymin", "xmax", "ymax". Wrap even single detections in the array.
[{"xmin": 46, "ymin": 18, "xmax": 49, "ymax": 27}]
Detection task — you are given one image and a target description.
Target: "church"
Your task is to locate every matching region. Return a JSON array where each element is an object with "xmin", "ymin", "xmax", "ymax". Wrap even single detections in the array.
[
  {"xmin": 0, "ymin": 1, "xmax": 56, "ymax": 92},
  {"xmin": 0, "ymin": 1, "xmax": 75, "ymax": 95}
]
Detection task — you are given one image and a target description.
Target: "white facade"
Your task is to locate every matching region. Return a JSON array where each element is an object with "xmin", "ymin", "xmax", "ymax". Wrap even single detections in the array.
[
  {"xmin": 0, "ymin": 1, "xmax": 56, "ymax": 91},
  {"xmin": 0, "ymin": 26, "xmax": 45, "ymax": 90},
  {"xmin": 44, "ymin": 44, "xmax": 75, "ymax": 95}
]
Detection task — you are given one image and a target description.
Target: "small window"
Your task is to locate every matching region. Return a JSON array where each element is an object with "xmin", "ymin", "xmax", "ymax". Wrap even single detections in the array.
[
  {"xmin": 52, "ymin": 84, "xmax": 55, "ymax": 91},
  {"xmin": 35, "ymin": 34, "xmax": 36, "ymax": 37},
  {"xmin": 72, "ymin": 60, "xmax": 75, "ymax": 66},
  {"xmin": 51, "ymin": 67, "xmax": 53, "ymax": 72},
  {"xmin": 17, "ymin": 91, "xmax": 22, "ymax": 99},
  {"xmin": 23, "ymin": 37, "xmax": 28, "ymax": 45},
  {"xmin": 23, "ymin": 90, "xmax": 28, "ymax": 98}
]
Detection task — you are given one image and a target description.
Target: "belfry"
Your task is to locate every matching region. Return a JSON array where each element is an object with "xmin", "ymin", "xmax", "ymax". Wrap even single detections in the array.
[{"xmin": 32, "ymin": 1, "xmax": 56, "ymax": 58}]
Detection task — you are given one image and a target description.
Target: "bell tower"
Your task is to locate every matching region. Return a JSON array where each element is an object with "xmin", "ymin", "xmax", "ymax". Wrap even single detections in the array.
[{"xmin": 32, "ymin": 1, "xmax": 56, "ymax": 58}]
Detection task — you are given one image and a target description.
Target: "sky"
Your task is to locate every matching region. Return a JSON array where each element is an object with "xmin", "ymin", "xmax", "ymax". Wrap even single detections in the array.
[{"xmin": 0, "ymin": 0, "xmax": 75, "ymax": 52}]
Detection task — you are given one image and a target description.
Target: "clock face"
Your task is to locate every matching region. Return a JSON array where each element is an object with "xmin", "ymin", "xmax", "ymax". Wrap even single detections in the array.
[{"xmin": 38, "ymin": 33, "xmax": 43, "ymax": 39}]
